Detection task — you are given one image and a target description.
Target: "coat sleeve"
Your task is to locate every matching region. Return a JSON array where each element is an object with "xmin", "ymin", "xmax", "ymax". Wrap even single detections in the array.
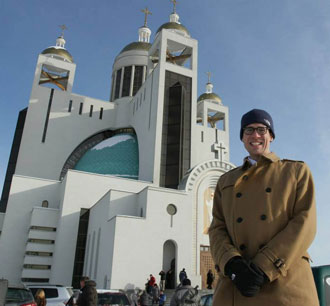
[
  {"xmin": 253, "ymin": 162, "xmax": 317, "ymax": 282},
  {"xmin": 209, "ymin": 178, "xmax": 242, "ymax": 275}
]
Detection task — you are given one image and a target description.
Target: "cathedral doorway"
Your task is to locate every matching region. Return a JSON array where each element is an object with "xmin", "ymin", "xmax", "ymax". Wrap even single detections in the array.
[
  {"xmin": 200, "ymin": 245, "xmax": 219, "ymax": 289},
  {"xmin": 162, "ymin": 240, "xmax": 176, "ymax": 289}
]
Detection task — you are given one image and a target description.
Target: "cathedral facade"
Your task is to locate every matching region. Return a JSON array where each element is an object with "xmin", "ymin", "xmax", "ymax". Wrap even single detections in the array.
[{"xmin": 0, "ymin": 6, "xmax": 234, "ymax": 289}]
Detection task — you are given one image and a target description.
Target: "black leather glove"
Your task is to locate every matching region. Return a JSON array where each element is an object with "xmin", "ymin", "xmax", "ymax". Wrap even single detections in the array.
[{"xmin": 225, "ymin": 257, "xmax": 268, "ymax": 297}]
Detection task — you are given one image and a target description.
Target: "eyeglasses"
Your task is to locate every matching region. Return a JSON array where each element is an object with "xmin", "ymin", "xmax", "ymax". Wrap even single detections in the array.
[{"xmin": 243, "ymin": 126, "xmax": 269, "ymax": 135}]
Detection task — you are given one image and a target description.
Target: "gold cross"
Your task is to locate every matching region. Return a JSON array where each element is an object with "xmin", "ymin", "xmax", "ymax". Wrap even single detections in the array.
[
  {"xmin": 141, "ymin": 7, "xmax": 152, "ymax": 27},
  {"xmin": 58, "ymin": 24, "xmax": 67, "ymax": 37},
  {"xmin": 171, "ymin": 0, "xmax": 177, "ymax": 13},
  {"xmin": 206, "ymin": 71, "xmax": 211, "ymax": 83}
]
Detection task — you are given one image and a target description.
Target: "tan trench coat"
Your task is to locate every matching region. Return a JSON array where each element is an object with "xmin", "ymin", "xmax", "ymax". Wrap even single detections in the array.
[{"xmin": 209, "ymin": 152, "xmax": 318, "ymax": 306}]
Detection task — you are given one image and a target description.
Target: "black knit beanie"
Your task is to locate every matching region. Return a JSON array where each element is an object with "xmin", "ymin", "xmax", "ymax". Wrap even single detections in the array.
[{"xmin": 240, "ymin": 109, "xmax": 275, "ymax": 140}]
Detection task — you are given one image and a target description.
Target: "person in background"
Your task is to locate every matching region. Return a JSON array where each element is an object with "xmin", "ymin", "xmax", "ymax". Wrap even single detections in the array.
[
  {"xmin": 169, "ymin": 279, "xmax": 200, "ymax": 306},
  {"xmin": 152, "ymin": 283, "xmax": 160, "ymax": 304},
  {"xmin": 209, "ymin": 109, "xmax": 319, "ymax": 305},
  {"xmin": 148, "ymin": 274, "xmax": 156, "ymax": 294},
  {"xmin": 34, "ymin": 289, "xmax": 47, "ymax": 306},
  {"xmin": 158, "ymin": 290, "xmax": 166, "ymax": 306},
  {"xmin": 139, "ymin": 290, "xmax": 153, "ymax": 306},
  {"xmin": 76, "ymin": 276, "xmax": 98, "ymax": 306},
  {"xmin": 159, "ymin": 270, "xmax": 166, "ymax": 291},
  {"xmin": 179, "ymin": 268, "xmax": 187, "ymax": 285},
  {"xmin": 206, "ymin": 270, "xmax": 214, "ymax": 289}
]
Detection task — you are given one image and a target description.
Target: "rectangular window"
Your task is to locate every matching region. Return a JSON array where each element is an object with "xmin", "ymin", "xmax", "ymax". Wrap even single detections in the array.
[
  {"xmin": 25, "ymin": 251, "xmax": 53, "ymax": 257},
  {"xmin": 42, "ymin": 89, "xmax": 54, "ymax": 143},
  {"xmin": 133, "ymin": 66, "xmax": 144, "ymax": 96},
  {"xmin": 201, "ymin": 131, "xmax": 204, "ymax": 142},
  {"xmin": 27, "ymin": 238, "xmax": 54, "ymax": 244},
  {"xmin": 21, "ymin": 278, "xmax": 49, "ymax": 283},
  {"xmin": 89, "ymin": 105, "xmax": 93, "ymax": 117},
  {"xmin": 68, "ymin": 100, "xmax": 72, "ymax": 112},
  {"xmin": 99, "ymin": 107, "xmax": 103, "ymax": 120},
  {"xmin": 114, "ymin": 69, "xmax": 122, "ymax": 99},
  {"xmin": 110, "ymin": 73, "xmax": 115, "ymax": 101},
  {"xmin": 79, "ymin": 103, "xmax": 83, "ymax": 115},
  {"xmin": 30, "ymin": 226, "xmax": 56, "ymax": 232},
  {"xmin": 29, "ymin": 288, "xmax": 59, "ymax": 299},
  {"xmin": 122, "ymin": 66, "xmax": 132, "ymax": 97},
  {"xmin": 23, "ymin": 264, "xmax": 51, "ymax": 270}
]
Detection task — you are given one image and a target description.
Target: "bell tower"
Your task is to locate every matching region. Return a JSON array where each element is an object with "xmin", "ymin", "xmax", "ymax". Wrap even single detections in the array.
[{"xmin": 147, "ymin": 2, "xmax": 198, "ymax": 188}]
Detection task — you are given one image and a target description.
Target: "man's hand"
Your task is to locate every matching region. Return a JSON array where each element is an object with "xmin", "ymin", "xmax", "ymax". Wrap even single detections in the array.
[{"xmin": 225, "ymin": 257, "xmax": 268, "ymax": 297}]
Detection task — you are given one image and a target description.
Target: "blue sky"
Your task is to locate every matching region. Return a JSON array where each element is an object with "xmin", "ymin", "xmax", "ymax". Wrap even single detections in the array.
[{"xmin": 1, "ymin": 0, "xmax": 330, "ymax": 265}]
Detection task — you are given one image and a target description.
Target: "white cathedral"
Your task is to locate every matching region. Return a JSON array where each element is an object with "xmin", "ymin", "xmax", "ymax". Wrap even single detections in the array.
[{"xmin": 0, "ymin": 5, "xmax": 235, "ymax": 290}]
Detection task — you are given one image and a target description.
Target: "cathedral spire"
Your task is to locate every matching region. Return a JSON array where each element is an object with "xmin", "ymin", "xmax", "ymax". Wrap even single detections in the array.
[
  {"xmin": 169, "ymin": 0, "xmax": 180, "ymax": 23},
  {"xmin": 139, "ymin": 8, "xmax": 152, "ymax": 43},
  {"xmin": 205, "ymin": 72, "xmax": 213, "ymax": 93},
  {"xmin": 56, "ymin": 25, "xmax": 68, "ymax": 48}
]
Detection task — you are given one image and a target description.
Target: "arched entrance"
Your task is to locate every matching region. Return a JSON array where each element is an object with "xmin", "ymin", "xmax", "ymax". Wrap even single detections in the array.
[{"xmin": 162, "ymin": 240, "xmax": 177, "ymax": 289}]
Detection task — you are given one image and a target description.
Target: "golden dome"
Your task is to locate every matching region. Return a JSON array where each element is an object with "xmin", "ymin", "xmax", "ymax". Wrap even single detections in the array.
[
  {"xmin": 198, "ymin": 92, "xmax": 222, "ymax": 104},
  {"xmin": 156, "ymin": 22, "xmax": 190, "ymax": 36},
  {"xmin": 120, "ymin": 42, "xmax": 152, "ymax": 54},
  {"xmin": 41, "ymin": 47, "xmax": 74, "ymax": 63}
]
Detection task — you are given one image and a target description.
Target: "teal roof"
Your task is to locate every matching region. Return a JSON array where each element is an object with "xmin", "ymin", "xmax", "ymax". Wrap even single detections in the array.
[{"xmin": 74, "ymin": 133, "xmax": 139, "ymax": 179}]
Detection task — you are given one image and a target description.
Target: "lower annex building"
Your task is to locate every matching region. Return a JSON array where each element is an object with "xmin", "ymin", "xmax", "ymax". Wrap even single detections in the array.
[{"xmin": 0, "ymin": 5, "xmax": 235, "ymax": 289}]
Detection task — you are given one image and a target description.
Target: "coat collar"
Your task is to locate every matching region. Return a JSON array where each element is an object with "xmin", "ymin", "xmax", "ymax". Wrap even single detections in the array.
[{"xmin": 242, "ymin": 152, "xmax": 280, "ymax": 170}]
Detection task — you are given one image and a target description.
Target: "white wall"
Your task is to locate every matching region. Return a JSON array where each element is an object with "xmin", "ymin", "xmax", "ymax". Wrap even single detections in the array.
[{"xmin": 0, "ymin": 175, "xmax": 60, "ymax": 282}]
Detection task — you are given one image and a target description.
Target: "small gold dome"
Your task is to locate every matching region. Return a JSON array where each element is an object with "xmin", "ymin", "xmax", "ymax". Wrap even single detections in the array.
[
  {"xmin": 156, "ymin": 22, "xmax": 190, "ymax": 36},
  {"xmin": 198, "ymin": 92, "xmax": 222, "ymax": 104},
  {"xmin": 41, "ymin": 47, "xmax": 74, "ymax": 63},
  {"xmin": 120, "ymin": 42, "xmax": 152, "ymax": 54}
]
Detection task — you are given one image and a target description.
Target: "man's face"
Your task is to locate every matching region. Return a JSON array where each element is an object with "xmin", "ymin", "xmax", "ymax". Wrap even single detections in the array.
[
  {"xmin": 80, "ymin": 280, "xmax": 85, "ymax": 288},
  {"xmin": 242, "ymin": 123, "xmax": 273, "ymax": 160}
]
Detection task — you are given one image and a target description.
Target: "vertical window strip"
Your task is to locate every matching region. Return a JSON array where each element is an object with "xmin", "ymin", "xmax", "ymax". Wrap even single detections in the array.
[
  {"xmin": 68, "ymin": 100, "xmax": 72, "ymax": 112},
  {"xmin": 99, "ymin": 107, "xmax": 103, "ymax": 120},
  {"xmin": 79, "ymin": 103, "xmax": 83, "ymax": 115},
  {"xmin": 201, "ymin": 131, "xmax": 204, "ymax": 142},
  {"xmin": 89, "ymin": 105, "xmax": 93, "ymax": 117},
  {"xmin": 42, "ymin": 88, "xmax": 54, "ymax": 143}
]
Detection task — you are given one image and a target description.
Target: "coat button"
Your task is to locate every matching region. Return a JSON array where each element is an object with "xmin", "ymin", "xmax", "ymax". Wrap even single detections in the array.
[
  {"xmin": 260, "ymin": 214, "xmax": 267, "ymax": 220},
  {"xmin": 265, "ymin": 187, "xmax": 272, "ymax": 193},
  {"xmin": 236, "ymin": 217, "xmax": 243, "ymax": 223},
  {"xmin": 239, "ymin": 244, "xmax": 246, "ymax": 251},
  {"xmin": 242, "ymin": 175, "xmax": 248, "ymax": 181},
  {"xmin": 236, "ymin": 192, "xmax": 242, "ymax": 198}
]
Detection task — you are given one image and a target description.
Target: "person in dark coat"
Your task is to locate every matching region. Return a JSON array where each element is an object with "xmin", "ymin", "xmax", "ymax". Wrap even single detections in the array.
[
  {"xmin": 76, "ymin": 276, "xmax": 98, "ymax": 306},
  {"xmin": 179, "ymin": 268, "xmax": 187, "ymax": 284},
  {"xmin": 206, "ymin": 270, "xmax": 214, "ymax": 289},
  {"xmin": 159, "ymin": 270, "xmax": 166, "ymax": 291},
  {"xmin": 151, "ymin": 284, "xmax": 160, "ymax": 304},
  {"xmin": 139, "ymin": 290, "xmax": 153, "ymax": 306}
]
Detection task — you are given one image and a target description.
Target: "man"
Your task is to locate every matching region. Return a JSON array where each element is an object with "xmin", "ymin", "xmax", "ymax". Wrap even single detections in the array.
[
  {"xmin": 206, "ymin": 270, "xmax": 214, "ymax": 289},
  {"xmin": 139, "ymin": 290, "xmax": 153, "ymax": 306},
  {"xmin": 159, "ymin": 270, "xmax": 166, "ymax": 291},
  {"xmin": 76, "ymin": 276, "xmax": 98, "ymax": 306},
  {"xmin": 169, "ymin": 279, "xmax": 200, "ymax": 306},
  {"xmin": 179, "ymin": 268, "xmax": 187, "ymax": 284},
  {"xmin": 209, "ymin": 109, "xmax": 318, "ymax": 305}
]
